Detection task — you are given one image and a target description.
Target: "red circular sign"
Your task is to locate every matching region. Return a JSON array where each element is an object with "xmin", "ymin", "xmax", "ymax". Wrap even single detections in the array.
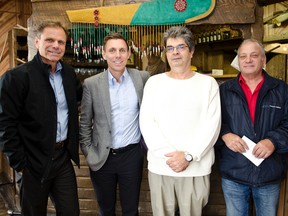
[{"xmin": 174, "ymin": 0, "xmax": 187, "ymax": 12}]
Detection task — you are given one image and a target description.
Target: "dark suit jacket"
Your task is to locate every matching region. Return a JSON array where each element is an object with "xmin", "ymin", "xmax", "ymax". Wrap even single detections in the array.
[
  {"xmin": 0, "ymin": 52, "xmax": 83, "ymax": 179},
  {"xmin": 80, "ymin": 68, "xmax": 149, "ymax": 171}
]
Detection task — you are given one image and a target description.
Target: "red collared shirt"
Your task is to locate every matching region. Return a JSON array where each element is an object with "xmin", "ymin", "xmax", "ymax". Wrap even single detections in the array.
[{"xmin": 239, "ymin": 74, "xmax": 264, "ymax": 124}]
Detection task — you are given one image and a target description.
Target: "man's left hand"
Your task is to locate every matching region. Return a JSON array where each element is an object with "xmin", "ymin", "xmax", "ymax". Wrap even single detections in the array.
[
  {"xmin": 165, "ymin": 151, "xmax": 189, "ymax": 173},
  {"xmin": 253, "ymin": 139, "xmax": 275, "ymax": 159}
]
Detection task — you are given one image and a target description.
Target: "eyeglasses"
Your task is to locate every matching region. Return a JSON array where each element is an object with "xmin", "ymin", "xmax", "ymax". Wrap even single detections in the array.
[{"xmin": 166, "ymin": 44, "xmax": 188, "ymax": 53}]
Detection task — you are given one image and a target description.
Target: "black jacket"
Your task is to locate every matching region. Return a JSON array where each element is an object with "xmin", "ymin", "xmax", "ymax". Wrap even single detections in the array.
[
  {"xmin": 216, "ymin": 70, "xmax": 288, "ymax": 186},
  {"xmin": 0, "ymin": 52, "xmax": 82, "ymax": 179}
]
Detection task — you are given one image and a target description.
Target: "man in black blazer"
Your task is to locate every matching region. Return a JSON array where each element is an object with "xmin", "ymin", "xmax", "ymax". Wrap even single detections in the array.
[
  {"xmin": 0, "ymin": 21, "xmax": 82, "ymax": 216},
  {"xmin": 80, "ymin": 33, "xmax": 149, "ymax": 215}
]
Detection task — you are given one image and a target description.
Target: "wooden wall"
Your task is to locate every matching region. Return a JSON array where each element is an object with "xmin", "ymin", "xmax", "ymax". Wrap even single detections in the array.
[
  {"xmin": 0, "ymin": 0, "xmax": 31, "ymax": 76},
  {"xmin": 263, "ymin": 1, "xmax": 288, "ymax": 42},
  {"xmin": 0, "ymin": 0, "xmax": 32, "ymax": 187},
  {"xmin": 27, "ymin": 0, "xmax": 263, "ymax": 60}
]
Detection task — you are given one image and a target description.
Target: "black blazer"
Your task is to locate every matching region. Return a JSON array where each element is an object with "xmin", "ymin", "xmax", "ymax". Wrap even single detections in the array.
[{"xmin": 0, "ymin": 52, "xmax": 83, "ymax": 179}]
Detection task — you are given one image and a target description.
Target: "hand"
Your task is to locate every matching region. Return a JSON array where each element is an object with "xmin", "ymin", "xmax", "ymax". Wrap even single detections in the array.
[
  {"xmin": 165, "ymin": 151, "xmax": 189, "ymax": 173},
  {"xmin": 222, "ymin": 133, "xmax": 249, "ymax": 153},
  {"xmin": 18, "ymin": 169, "xmax": 24, "ymax": 176},
  {"xmin": 253, "ymin": 139, "xmax": 275, "ymax": 159}
]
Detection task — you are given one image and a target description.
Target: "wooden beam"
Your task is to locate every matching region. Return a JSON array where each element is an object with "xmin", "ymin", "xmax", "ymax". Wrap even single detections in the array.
[
  {"xmin": 0, "ymin": 172, "xmax": 19, "ymax": 213},
  {"xmin": 264, "ymin": 32, "xmax": 288, "ymax": 42},
  {"xmin": 258, "ymin": 0, "xmax": 287, "ymax": 6},
  {"xmin": 189, "ymin": 0, "xmax": 256, "ymax": 25},
  {"xmin": 0, "ymin": 31, "xmax": 13, "ymax": 76}
]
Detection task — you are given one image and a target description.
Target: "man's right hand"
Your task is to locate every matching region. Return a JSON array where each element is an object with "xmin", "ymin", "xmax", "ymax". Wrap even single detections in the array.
[
  {"xmin": 222, "ymin": 133, "xmax": 249, "ymax": 153},
  {"xmin": 18, "ymin": 170, "xmax": 24, "ymax": 176}
]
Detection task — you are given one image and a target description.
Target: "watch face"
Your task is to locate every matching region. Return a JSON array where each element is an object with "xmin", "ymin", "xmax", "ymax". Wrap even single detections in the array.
[{"xmin": 185, "ymin": 154, "xmax": 193, "ymax": 162}]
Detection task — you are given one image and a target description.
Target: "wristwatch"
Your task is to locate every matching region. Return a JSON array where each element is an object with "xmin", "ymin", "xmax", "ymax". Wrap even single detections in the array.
[{"xmin": 184, "ymin": 152, "xmax": 193, "ymax": 162}]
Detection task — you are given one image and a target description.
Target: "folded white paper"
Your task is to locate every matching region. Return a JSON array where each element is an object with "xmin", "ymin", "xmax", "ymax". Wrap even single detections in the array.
[
  {"xmin": 241, "ymin": 136, "xmax": 264, "ymax": 166},
  {"xmin": 231, "ymin": 55, "xmax": 240, "ymax": 71}
]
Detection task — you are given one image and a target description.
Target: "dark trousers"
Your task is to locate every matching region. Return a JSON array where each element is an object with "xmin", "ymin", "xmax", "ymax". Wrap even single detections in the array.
[
  {"xmin": 20, "ymin": 149, "xmax": 80, "ymax": 216},
  {"xmin": 90, "ymin": 144, "xmax": 144, "ymax": 216}
]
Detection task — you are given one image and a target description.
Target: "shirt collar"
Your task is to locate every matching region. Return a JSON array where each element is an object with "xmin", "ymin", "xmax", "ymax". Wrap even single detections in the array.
[
  {"xmin": 54, "ymin": 62, "xmax": 63, "ymax": 74},
  {"xmin": 238, "ymin": 73, "xmax": 264, "ymax": 85},
  {"xmin": 108, "ymin": 68, "xmax": 128, "ymax": 86},
  {"xmin": 239, "ymin": 73, "xmax": 245, "ymax": 85}
]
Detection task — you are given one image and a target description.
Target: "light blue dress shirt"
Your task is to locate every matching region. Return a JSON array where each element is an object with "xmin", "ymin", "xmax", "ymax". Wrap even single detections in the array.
[
  {"xmin": 108, "ymin": 69, "xmax": 141, "ymax": 149},
  {"xmin": 49, "ymin": 62, "xmax": 68, "ymax": 143}
]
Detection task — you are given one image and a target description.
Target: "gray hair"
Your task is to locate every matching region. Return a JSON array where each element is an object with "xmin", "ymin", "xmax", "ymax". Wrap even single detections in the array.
[
  {"xmin": 164, "ymin": 26, "xmax": 195, "ymax": 52},
  {"xmin": 237, "ymin": 39, "xmax": 265, "ymax": 57}
]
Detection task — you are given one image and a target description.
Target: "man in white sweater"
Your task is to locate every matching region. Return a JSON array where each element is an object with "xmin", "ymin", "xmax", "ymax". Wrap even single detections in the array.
[{"xmin": 140, "ymin": 26, "xmax": 221, "ymax": 216}]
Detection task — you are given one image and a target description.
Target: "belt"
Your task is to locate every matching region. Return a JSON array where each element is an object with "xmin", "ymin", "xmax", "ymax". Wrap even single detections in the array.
[
  {"xmin": 110, "ymin": 143, "xmax": 138, "ymax": 155},
  {"xmin": 55, "ymin": 140, "xmax": 66, "ymax": 150}
]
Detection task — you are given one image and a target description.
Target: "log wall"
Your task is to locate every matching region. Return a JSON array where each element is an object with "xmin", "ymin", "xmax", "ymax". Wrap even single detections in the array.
[
  {"xmin": 0, "ymin": 0, "xmax": 31, "ymax": 76},
  {"xmin": 263, "ymin": 1, "xmax": 288, "ymax": 42}
]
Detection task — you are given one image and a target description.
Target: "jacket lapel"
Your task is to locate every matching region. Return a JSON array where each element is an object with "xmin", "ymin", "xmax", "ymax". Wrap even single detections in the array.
[
  {"xmin": 128, "ymin": 68, "xmax": 144, "ymax": 105},
  {"xmin": 100, "ymin": 70, "xmax": 113, "ymax": 129}
]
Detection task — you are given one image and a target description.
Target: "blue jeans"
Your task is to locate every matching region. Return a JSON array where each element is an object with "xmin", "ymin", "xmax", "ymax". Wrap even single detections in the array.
[{"xmin": 221, "ymin": 178, "xmax": 280, "ymax": 216}]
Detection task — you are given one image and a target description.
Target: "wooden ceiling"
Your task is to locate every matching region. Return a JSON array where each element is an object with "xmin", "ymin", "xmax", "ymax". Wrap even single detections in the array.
[{"xmin": 258, "ymin": 0, "xmax": 288, "ymax": 6}]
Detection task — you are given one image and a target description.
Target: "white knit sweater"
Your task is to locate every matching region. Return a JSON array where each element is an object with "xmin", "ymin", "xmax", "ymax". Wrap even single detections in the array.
[{"xmin": 140, "ymin": 72, "xmax": 221, "ymax": 177}]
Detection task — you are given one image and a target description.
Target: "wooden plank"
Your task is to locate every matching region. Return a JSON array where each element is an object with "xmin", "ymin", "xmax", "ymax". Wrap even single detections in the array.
[
  {"xmin": 0, "ymin": 33, "xmax": 11, "ymax": 76},
  {"xmin": 258, "ymin": 0, "xmax": 287, "ymax": 6},
  {"xmin": 266, "ymin": 54, "xmax": 286, "ymax": 80},
  {"xmin": 190, "ymin": 0, "xmax": 256, "ymax": 25},
  {"xmin": 284, "ymin": 173, "xmax": 288, "ymax": 216},
  {"xmin": 264, "ymin": 32, "xmax": 288, "ymax": 42},
  {"xmin": 79, "ymin": 154, "xmax": 88, "ymax": 166},
  {"xmin": 79, "ymin": 199, "xmax": 98, "ymax": 210},
  {"xmin": 29, "ymin": 0, "xmax": 256, "ymax": 27},
  {"xmin": 16, "ymin": 0, "xmax": 32, "ymax": 27},
  {"xmin": 0, "ymin": 0, "xmax": 16, "ymax": 13},
  {"xmin": 77, "ymin": 188, "xmax": 96, "ymax": 199},
  {"xmin": 31, "ymin": 0, "xmax": 74, "ymax": 2},
  {"xmin": 0, "ymin": 155, "xmax": 2, "ymax": 174},
  {"xmin": 252, "ymin": 2, "xmax": 264, "ymax": 41},
  {"xmin": 10, "ymin": 29, "xmax": 17, "ymax": 69},
  {"xmin": 278, "ymin": 177, "xmax": 286, "ymax": 216},
  {"xmin": 0, "ymin": 172, "xmax": 19, "ymax": 212},
  {"xmin": 0, "ymin": 0, "xmax": 11, "ymax": 8},
  {"xmin": 263, "ymin": 2, "xmax": 288, "ymax": 42},
  {"xmin": 0, "ymin": 13, "xmax": 17, "ymax": 36},
  {"xmin": 74, "ymin": 166, "xmax": 90, "ymax": 177},
  {"xmin": 49, "ymin": 199, "xmax": 99, "ymax": 216},
  {"xmin": 0, "ymin": 0, "xmax": 31, "ymax": 74},
  {"xmin": 76, "ymin": 176, "xmax": 93, "ymax": 188},
  {"xmin": 203, "ymin": 205, "xmax": 226, "ymax": 216}
]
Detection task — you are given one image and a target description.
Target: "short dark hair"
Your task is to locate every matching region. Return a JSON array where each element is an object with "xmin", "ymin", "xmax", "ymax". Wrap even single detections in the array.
[
  {"xmin": 35, "ymin": 21, "xmax": 68, "ymax": 39},
  {"xmin": 164, "ymin": 26, "xmax": 195, "ymax": 52},
  {"xmin": 103, "ymin": 32, "xmax": 129, "ymax": 50}
]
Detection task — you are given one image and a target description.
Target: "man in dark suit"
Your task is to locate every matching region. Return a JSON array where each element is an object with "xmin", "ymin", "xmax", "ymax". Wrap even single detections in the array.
[
  {"xmin": 80, "ymin": 32, "xmax": 149, "ymax": 216},
  {"xmin": 0, "ymin": 21, "xmax": 82, "ymax": 216}
]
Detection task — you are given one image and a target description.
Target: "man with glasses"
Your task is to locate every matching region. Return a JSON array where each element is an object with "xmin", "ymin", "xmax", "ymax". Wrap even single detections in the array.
[{"xmin": 140, "ymin": 26, "xmax": 221, "ymax": 216}]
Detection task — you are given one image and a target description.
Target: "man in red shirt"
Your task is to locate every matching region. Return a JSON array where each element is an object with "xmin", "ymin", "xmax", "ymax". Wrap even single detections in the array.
[{"xmin": 217, "ymin": 39, "xmax": 288, "ymax": 216}]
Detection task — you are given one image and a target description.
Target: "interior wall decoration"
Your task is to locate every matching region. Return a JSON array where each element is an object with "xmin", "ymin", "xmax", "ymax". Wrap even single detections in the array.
[{"xmin": 66, "ymin": 0, "xmax": 216, "ymax": 63}]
